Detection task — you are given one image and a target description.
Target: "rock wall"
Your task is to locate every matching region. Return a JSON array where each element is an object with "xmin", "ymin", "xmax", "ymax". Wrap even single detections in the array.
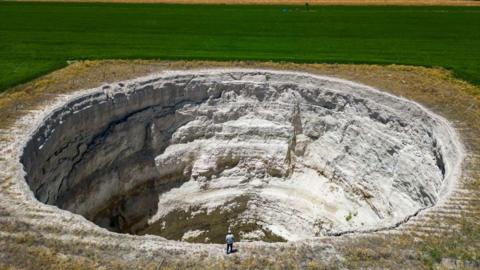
[{"xmin": 20, "ymin": 70, "xmax": 460, "ymax": 242}]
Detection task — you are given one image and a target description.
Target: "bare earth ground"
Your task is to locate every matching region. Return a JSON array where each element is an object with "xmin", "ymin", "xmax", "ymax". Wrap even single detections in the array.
[
  {"xmin": 0, "ymin": 60, "xmax": 479, "ymax": 269},
  {"xmin": 11, "ymin": 0, "xmax": 480, "ymax": 5}
]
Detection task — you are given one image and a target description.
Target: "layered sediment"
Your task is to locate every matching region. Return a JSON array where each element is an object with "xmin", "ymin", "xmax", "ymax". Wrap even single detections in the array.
[{"xmin": 20, "ymin": 69, "xmax": 462, "ymax": 243}]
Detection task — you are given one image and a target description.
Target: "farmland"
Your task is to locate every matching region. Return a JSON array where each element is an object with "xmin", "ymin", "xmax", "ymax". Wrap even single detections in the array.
[
  {"xmin": 1, "ymin": 1, "xmax": 480, "ymax": 266},
  {"xmin": 0, "ymin": 2, "xmax": 480, "ymax": 91}
]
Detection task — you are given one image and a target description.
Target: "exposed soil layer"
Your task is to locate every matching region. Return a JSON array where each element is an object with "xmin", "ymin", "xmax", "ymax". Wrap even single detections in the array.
[{"xmin": 20, "ymin": 69, "xmax": 462, "ymax": 243}]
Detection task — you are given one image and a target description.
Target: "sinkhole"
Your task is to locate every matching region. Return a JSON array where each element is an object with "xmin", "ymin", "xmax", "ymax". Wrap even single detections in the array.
[{"xmin": 20, "ymin": 70, "xmax": 462, "ymax": 243}]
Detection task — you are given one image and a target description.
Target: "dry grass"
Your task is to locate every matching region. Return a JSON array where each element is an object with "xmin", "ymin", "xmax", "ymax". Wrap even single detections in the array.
[
  {"xmin": 2, "ymin": 60, "xmax": 479, "ymax": 130},
  {"xmin": 0, "ymin": 60, "xmax": 479, "ymax": 269},
  {"xmin": 12, "ymin": 0, "xmax": 480, "ymax": 6}
]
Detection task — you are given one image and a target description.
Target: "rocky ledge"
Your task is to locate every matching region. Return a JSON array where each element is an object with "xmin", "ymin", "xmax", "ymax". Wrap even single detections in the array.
[{"xmin": 19, "ymin": 69, "xmax": 463, "ymax": 243}]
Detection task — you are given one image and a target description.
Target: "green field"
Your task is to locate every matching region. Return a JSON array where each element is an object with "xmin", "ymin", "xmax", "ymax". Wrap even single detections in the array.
[{"xmin": 1, "ymin": 2, "xmax": 480, "ymax": 91}]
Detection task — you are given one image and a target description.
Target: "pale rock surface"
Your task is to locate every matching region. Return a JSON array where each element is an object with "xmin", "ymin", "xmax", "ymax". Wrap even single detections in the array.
[{"xmin": 19, "ymin": 69, "xmax": 462, "ymax": 242}]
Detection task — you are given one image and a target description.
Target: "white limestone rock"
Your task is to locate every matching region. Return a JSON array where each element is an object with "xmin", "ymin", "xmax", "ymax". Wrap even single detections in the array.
[{"xmin": 20, "ymin": 69, "xmax": 463, "ymax": 242}]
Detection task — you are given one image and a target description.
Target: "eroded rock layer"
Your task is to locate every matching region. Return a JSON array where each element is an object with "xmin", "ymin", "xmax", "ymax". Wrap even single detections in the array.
[{"xmin": 21, "ymin": 70, "xmax": 459, "ymax": 243}]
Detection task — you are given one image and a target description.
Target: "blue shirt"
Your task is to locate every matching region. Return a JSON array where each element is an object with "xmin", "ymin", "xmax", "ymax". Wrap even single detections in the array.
[{"xmin": 226, "ymin": 233, "xmax": 234, "ymax": 244}]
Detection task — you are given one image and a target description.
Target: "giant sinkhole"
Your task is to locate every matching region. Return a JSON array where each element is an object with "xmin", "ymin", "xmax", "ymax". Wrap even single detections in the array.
[{"xmin": 20, "ymin": 70, "xmax": 461, "ymax": 243}]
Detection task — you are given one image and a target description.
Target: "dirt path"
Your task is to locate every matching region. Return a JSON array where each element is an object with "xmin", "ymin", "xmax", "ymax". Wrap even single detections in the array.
[{"xmin": 12, "ymin": 0, "xmax": 480, "ymax": 6}]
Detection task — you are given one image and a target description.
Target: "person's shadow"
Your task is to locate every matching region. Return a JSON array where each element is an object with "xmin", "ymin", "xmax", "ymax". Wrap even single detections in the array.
[{"xmin": 227, "ymin": 248, "xmax": 239, "ymax": 254}]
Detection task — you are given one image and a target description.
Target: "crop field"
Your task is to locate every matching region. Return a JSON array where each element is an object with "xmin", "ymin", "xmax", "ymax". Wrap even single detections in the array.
[{"xmin": 0, "ymin": 2, "xmax": 480, "ymax": 92}]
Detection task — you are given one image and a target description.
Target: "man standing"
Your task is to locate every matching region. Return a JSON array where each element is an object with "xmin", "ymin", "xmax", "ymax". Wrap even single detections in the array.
[{"xmin": 225, "ymin": 229, "xmax": 234, "ymax": 254}]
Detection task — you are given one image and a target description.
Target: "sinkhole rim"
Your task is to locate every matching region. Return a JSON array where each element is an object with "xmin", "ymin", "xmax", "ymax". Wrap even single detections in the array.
[{"xmin": 17, "ymin": 68, "xmax": 465, "ymax": 244}]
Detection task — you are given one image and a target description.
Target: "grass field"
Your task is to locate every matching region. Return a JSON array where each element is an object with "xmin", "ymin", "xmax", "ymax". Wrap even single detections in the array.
[{"xmin": 1, "ymin": 2, "xmax": 480, "ymax": 91}]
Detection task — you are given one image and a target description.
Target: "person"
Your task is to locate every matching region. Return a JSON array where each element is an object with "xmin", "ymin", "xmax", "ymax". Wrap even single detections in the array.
[{"xmin": 225, "ymin": 229, "xmax": 234, "ymax": 254}]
